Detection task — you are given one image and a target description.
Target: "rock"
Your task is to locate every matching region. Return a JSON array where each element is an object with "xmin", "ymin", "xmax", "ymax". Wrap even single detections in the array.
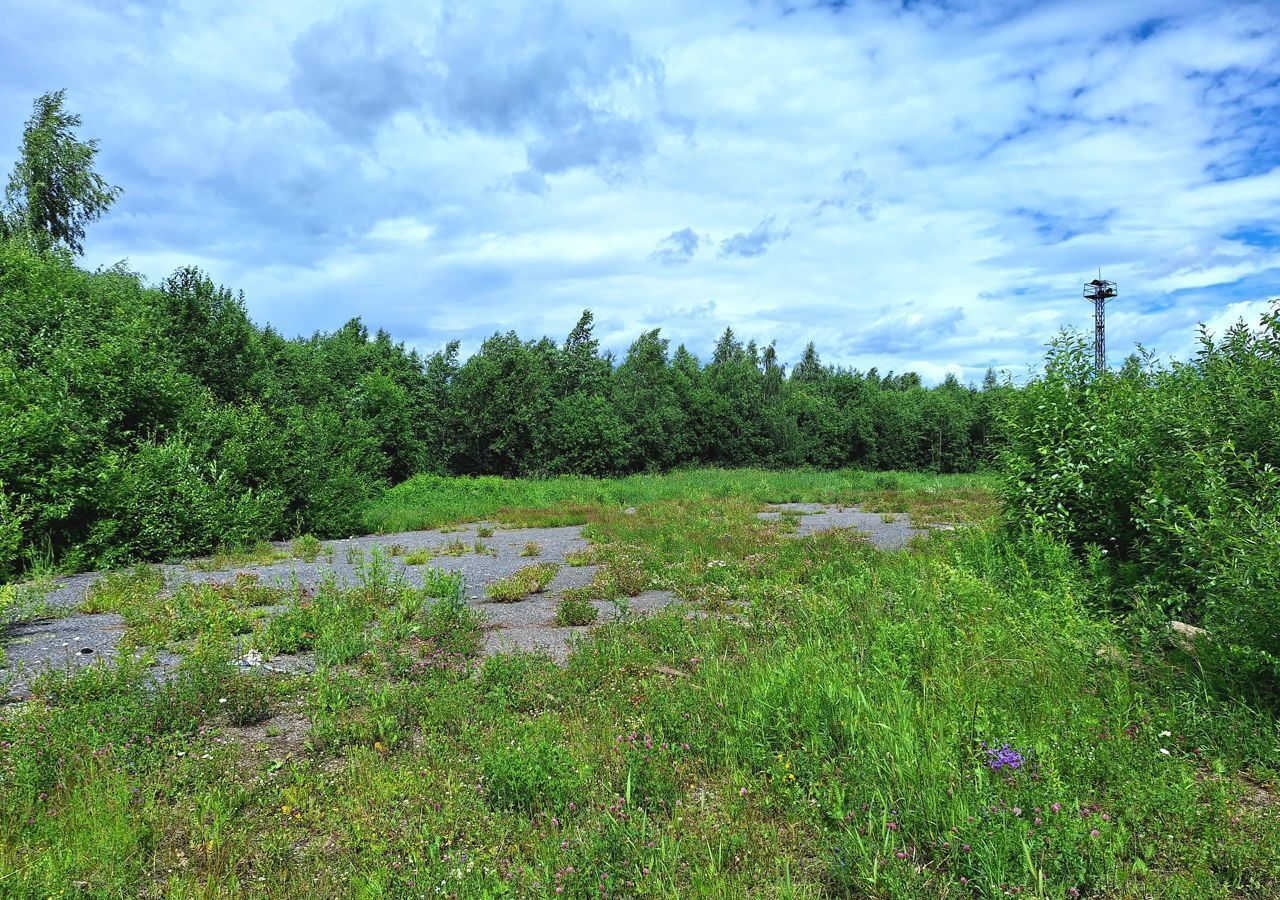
[
  {"xmin": 238, "ymin": 649, "xmax": 264, "ymax": 668},
  {"xmin": 1169, "ymin": 620, "xmax": 1207, "ymax": 652},
  {"xmin": 623, "ymin": 507, "xmax": 638, "ymax": 515}
]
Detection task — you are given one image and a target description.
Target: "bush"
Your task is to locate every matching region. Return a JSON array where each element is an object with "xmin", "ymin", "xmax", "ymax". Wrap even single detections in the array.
[{"xmin": 1002, "ymin": 303, "xmax": 1280, "ymax": 698}]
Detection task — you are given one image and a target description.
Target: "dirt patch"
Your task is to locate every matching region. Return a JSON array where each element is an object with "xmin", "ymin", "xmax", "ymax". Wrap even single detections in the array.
[{"xmin": 219, "ymin": 707, "xmax": 311, "ymax": 760}]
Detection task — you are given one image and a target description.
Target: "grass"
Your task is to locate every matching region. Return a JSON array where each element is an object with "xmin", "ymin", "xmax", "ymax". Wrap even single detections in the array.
[
  {"xmin": 364, "ymin": 467, "xmax": 998, "ymax": 533},
  {"xmin": 487, "ymin": 562, "xmax": 560, "ymax": 602},
  {"xmin": 555, "ymin": 593, "xmax": 598, "ymax": 627},
  {"xmin": 2, "ymin": 469, "xmax": 1277, "ymax": 897},
  {"xmin": 402, "ymin": 548, "xmax": 433, "ymax": 566},
  {"xmin": 187, "ymin": 540, "xmax": 288, "ymax": 571}
]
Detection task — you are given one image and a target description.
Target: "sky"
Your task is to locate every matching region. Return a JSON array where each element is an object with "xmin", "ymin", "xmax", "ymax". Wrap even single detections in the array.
[{"xmin": 2, "ymin": 0, "xmax": 1278, "ymax": 383}]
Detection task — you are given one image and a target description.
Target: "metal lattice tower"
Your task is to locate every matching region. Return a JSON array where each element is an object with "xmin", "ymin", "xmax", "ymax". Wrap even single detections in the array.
[{"xmin": 1083, "ymin": 275, "xmax": 1117, "ymax": 374}]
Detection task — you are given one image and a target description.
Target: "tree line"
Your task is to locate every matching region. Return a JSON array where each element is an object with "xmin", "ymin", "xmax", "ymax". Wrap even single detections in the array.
[{"xmin": 0, "ymin": 91, "xmax": 1007, "ymax": 576}]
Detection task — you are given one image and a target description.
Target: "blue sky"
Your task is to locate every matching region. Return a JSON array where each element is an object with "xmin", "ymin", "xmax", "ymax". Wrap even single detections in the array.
[{"xmin": 3, "ymin": 0, "xmax": 1278, "ymax": 383}]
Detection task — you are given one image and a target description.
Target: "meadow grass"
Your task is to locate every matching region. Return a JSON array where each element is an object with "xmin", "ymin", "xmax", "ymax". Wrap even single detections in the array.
[
  {"xmin": 364, "ymin": 467, "xmax": 997, "ymax": 533},
  {"xmin": 1, "ymin": 471, "xmax": 1276, "ymax": 897}
]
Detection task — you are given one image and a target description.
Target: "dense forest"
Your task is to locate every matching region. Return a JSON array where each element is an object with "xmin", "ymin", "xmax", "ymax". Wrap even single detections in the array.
[{"xmin": 0, "ymin": 93, "xmax": 1006, "ymax": 577}]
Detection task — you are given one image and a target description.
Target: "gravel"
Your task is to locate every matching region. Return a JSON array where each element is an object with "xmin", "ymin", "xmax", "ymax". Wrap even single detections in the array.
[
  {"xmin": 2, "ymin": 521, "xmax": 678, "ymax": 698},
  {"xmin": 4, "ymin": 503, "xmax": 934, "ymax": 698},
  {"xmin": 757, "ymin": 502, "xmax": 945, "ymax": 549}
]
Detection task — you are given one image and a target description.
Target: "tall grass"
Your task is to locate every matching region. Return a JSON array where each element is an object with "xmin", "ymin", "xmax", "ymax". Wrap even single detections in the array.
[
  {"xmin": 1, "ymin": 473, "xmax": 1275, "ymax": 897},
  {"xmin": 365, "ymin": 467, "xmax": 997, "ymax": 533}
]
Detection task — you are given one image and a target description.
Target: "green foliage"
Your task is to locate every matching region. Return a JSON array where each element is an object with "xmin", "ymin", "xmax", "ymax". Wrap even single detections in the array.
[
  {"xmin": 480, "ymin": 723, "xmax": 585, "ymax": 813},
  {"xmin": 487, "ymin": 562, "xmax": 560, "ymax": 602},
  {"xmin": 1003, "ymin": 305, "xmax": 1280, "ymax": 698},
  {"xmin": 0, "ymin": 92, "xmax": 1006, "ymax": 580},
  {"xmin": 290, "ymin": 534, "xmax": 323, "ymax": 562},
  {"xmin": 1, "ymin": 90, "xmax": 121, "ymax": 254},
  {"xmin": 555, "ymin": 593, "xmax": 598, "ymax": 626},
  {"xmin": 2, "ymin": 477, "xmax": 1278, "ymax": 896}
]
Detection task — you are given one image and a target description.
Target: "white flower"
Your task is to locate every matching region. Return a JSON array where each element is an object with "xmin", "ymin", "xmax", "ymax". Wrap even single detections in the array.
[
  {"xmin": 1159, "ymin": 748, "xmax": 1170, "ymax": 756},
  {"xmin": 218, "ymin": 697, "xmax": 228, "ymax": 704},
  {"xmin": 1159, "ymin": 730, "xmax": 1171, "ymax": 738}
]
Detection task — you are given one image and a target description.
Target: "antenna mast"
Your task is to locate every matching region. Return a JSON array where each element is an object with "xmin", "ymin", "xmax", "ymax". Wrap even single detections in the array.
[{"xmin": 1083, "ymin": 274, "xmax": 1116, "ymax": 374}]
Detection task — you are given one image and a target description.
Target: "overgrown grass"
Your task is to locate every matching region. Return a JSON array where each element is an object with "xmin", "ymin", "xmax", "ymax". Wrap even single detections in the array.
[
  {"xmin": 487, "ymin": 562, "xmax": 560, "ymax": 602},
  {"xmin": 366, "ymin": 468, "xmax": 997, "ymax": 533},
  {"xmin": 2, "ymin": 471, "xmax": 1276, "ymax": 897}
]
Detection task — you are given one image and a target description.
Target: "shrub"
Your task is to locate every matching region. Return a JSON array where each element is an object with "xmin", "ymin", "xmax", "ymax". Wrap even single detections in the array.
[{"xmin": 1002, "ymin": 304, "xmax": 1280, "ymax": 699}]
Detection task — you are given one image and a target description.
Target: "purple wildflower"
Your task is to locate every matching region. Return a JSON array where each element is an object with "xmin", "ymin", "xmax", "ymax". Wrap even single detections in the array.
[{"xmin": 983, "ymin": 742, "xmax": 1026, "ymax": 772}]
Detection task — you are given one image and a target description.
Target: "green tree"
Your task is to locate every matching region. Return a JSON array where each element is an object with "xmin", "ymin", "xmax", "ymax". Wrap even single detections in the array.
[{"xmin": 2, "ymin": 90, "xmax": 121, "ymax": 254}]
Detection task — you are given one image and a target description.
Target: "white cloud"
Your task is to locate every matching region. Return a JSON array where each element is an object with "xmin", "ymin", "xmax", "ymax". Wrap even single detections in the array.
[{"xmin": 0, "ymin": 0, "xmax": 1277, "ymax": 382}]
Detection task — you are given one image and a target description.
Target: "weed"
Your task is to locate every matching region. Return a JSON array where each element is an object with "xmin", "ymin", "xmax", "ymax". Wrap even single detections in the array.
[
  {"xmin": 476, "ymin": 525, "xmax": 495, "ymax": 538},
  {"xmin": 403, "ymin": 548, "xmax": 433, "ymax": 565},
  {"xmin": 387, "ymin": 543, "xmax": 406, "ymax": 557},
  {"xmin": 488, "ymin": 563, "xmax": 560, "ymax": 602},
  {"xmin": 291, "ymin": 534, "xmax": 324, "ymax": 562},
  {"xmin": 555, "ymin": 594, "xmax": 598, "ymax": 627},
  {"xmin": 520, "ymin": 541, "xmax": 542, "ymax": 557},
  {"xmin": 590, "ymin": 559, "xmax": 648, "ymax": 599},
  {"xmin": 480, "ymin": 725, "xmax": 585, "ymax": 813},
  {"xmin": 564, "ymin": 547, "xmax": 596, "ymax": 566},
  {"xmin": 439, "ymin": 538, "xmax": 467, "ymax": 556},
  {"xmin": 80, "ymin": 565, "xmax": 165, "ymax": 614},
  {"xmin": 189, "ymin": 541, "xmax": 286, "ymax": 571}
]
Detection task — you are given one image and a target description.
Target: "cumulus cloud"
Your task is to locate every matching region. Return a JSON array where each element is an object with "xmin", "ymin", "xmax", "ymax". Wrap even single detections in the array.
[
  {"xmin": 290, "ymin": 7, "xmax": 425, "ymax": 139},
  {"xmin": 1, "ymin": 0, "xmax": 1278, "ymax": 383},
  {"xmin": 719, "ymin": 217, "xmax": 790, "ymax": 259},
  {"xmin": 651, "ymin": 227, "xmax": 703, "ymax": 265},
  {"xmin": 290, "ymin": 1, "xmax": 671, "ymax": 182}
]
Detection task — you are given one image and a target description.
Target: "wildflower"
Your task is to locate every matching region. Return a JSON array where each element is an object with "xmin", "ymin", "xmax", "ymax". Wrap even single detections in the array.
[
  {"xmin": 1012, "ymin": 807, "xmax": 1021, "ymax": 817},
  {"xmin": 739, "ymin": 787, "xmax": 747, "ymax": 796},
  {"xmin": 1159, "ymin": 748, "xmax": 1170, "ymax": 756},
  {"xmin": 1051, "ymin": 803, "xmax": 1061, "ymax": 813},
  {"xmin": 1090, "ymin": 829, "xmax": 1100, "ymax": 837},
  {"xmin": 983, "ymin": 743, "xmax": 1026, "ymax": 772},
  {"xmin": 1160, "ymin": 730, "xmax": 1171, "ymax": 738}
]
